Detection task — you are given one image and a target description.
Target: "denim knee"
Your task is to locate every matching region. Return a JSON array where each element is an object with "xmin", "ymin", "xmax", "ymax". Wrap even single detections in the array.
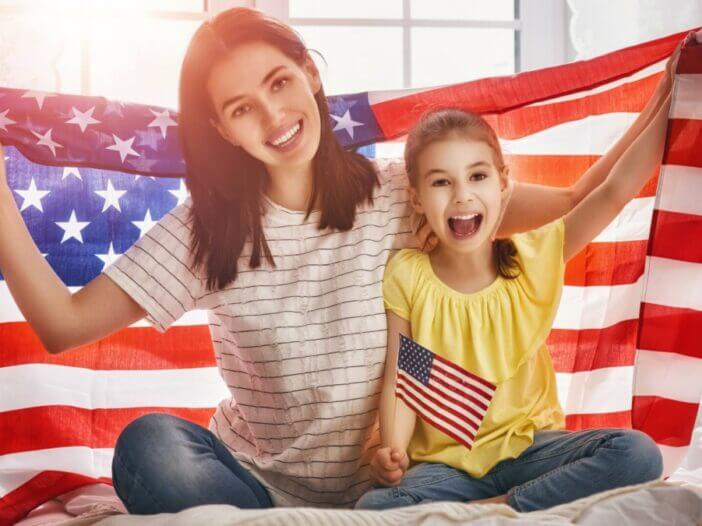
[
  {"xmin": 613, "ymin": 430, "xmax": 663, "ymax": 484},
  {"xmin": 355, "ymin": 487, "xmax": 414, "ymax": 510}
]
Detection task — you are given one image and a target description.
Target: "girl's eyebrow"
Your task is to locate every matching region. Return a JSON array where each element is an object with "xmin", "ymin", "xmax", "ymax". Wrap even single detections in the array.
[
  {"xmin": 220, "ymin": 65, "xmax": 287, "ymax": 112},
  {"xmin": 423, "ymin": 161, "xmax": 490, "ymax": 179}
]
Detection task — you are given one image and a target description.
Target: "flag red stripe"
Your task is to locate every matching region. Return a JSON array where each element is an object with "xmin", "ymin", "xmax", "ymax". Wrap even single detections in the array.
[
  {"xmin": 398, "ymin": 371, "xmax": 484, "ymax": 428},
  {"xmin": 639, "ymin": 302, "xmax": 702, "ymax": 359},
  {"xmin": 486, "ymin": 73, "xmax": 661, "ymax": 140},
  {"xmin": 424, "ymin": 373, "xmax": 488, "ymax": 419},
  {"xmin": 648, "ymin": 210, "xmax": 702, "ymax": 263},
  {"xmin": 430, "ymin": 362, "xmax": 494, "ymax": 401},
  {"xmin": 664, "ymin": 119, "xmax": 702, "ymax": 167},
  {"xmin": 565, "ymin": 240, "xmax": 647, "ymax": 287},
  {"xmin": 548, "ymin": 319, "xmax": 639, "ymax": 373},
  {"xmin": 0, "ymin": 406, "xmax": 214, "ymax": 456},
  {"xmin": 0, "ymin": 323, "xmax": 214, "ymax": 369},
  {"xmin": 433, "ymin": 354, "xmax": 496, "ymax": 391},
  {"xmin": 0, "ymin": 472, "xmax": 111, "ymax": 526},
  {"xmin": 565, "ymin": 410, "xmax": 632, "ymax": 431},
  {"xmin": 632, "ymin": 395, "xmax": 699, "ymax": 446},
  {"xmin": 396, "ymin": 391, "xmax": 476, "ymax": 448},
  {"xmin": 372, "ymin": 30, "xmax": 684, "ymax": 139}
]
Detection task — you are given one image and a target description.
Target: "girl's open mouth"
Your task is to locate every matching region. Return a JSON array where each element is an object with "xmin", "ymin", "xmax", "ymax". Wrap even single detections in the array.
[
  {"xmin": 267, "ymin": 120, "xmax": 303, "ymax": 153},
  {"xmin": 448, "ymin": 213, "xmax": 483, "ymax": 239}
]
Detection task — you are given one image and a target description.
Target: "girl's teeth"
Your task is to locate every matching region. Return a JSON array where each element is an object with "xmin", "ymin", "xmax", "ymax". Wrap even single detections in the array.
[{"xmin": 271, "ymin": 122, "xmax": 301, "ymax": 146}]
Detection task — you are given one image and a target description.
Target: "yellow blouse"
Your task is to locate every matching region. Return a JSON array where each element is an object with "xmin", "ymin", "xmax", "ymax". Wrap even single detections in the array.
[{"xmin": 383, "ymin": 218, "xmax": 566, "ymax": 478}]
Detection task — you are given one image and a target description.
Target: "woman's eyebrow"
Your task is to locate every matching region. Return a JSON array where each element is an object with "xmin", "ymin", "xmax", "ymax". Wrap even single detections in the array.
[{"xmin": 220, "ymin": 65, "xmax": 287, "ymax": 112}]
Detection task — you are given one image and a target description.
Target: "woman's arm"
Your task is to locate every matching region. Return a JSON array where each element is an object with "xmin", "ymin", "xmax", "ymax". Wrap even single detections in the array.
[
  {"xmin": 0, "ymin": 143, "xmax": 146, "ymax": 354},
  {"xmin": 379, "ymin": 311, "xmax": 417, "ymax": 450},
  {"xmin": 497, "ymin": 55, "xmax": 674, "ymax": 238},
  {"xmin": 564, "ymin": 89, "xmax": 671, "ymax": 261}
]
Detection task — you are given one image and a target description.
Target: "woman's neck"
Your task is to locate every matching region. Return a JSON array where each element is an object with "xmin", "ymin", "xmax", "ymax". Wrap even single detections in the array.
[
  {"xmin": 430, "ymin": 240, "xmax": 498, "ymax": 295},
  {"xmin": 265, "ymin": 162, "xmax": 317, "ymax": 212}
]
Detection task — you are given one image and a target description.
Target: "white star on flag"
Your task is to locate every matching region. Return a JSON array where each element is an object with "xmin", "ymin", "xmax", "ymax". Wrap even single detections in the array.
[
  {"xmin": 56, "ymin": 210, "xmax": 90, "ymax": 243},
  {"xmin": 95, "ymin": 179, "xmax": 127, "ymax": 212},
  {"xmin": 148, "ymin": 109, "xmax": 178, "ymax": 139},
  {"xmin": 31, "ymin": 128, "xmax": 63, "ymax": 157},
  {"xmin": 169, "ymin": 180, "xmax": 189, "ymax": 206},
  {"xmin": 96, "ymin": 242, "xmax": 120, "ymax": 269},
  {"xmin": 132, "ymin": 209, "xmax": 157, "ymax": 238},
  {"xmin": 62, "ymin": 167, "xmax": 82, "ymax": 180},
  {"xmin": 331, "ymin": 109, "xmax": 363, "ymax": 139},
  {"xmin": 66, "ymin": 106, "xmax": 101, "ymax": 133},
  {"xmin": 14, "ymin": 178, "xmax": 50, "ymax": 212},
  {"xmin": 0, "ymin": 109, "xmax": 16, "ymax": 132},
  {"xmin": 106, "ymin": 134, "xmax": 139, "ymax": 162},
  {"xmin": 21, "ymin": 90, "xmax": 56, "ymax": 110}
]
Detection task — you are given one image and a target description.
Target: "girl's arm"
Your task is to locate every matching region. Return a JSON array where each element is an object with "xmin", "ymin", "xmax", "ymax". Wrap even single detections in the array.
[
  {"xmin": 497, "ymin": 58, "xmax": 673, "ymax": 238},
  {"xmin": 0, "ymin": 143, "xmax": 146, "ymax": 354},
  {"xmin": 563, "ymin": 88, "xmax": 671, "ymax": 261},
  {"xmin": 379, "ymin": 311, "xmax": 417, "ymax": 451}
]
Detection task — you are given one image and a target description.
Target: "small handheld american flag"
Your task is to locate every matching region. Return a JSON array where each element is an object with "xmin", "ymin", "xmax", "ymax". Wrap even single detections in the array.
[{"xmin": 395, "ymin": 334, "xmax": 496, "ymax": 449}]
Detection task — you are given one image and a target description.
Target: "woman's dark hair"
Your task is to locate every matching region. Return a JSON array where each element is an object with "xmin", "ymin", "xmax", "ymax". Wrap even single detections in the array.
[
  {"xmin": 404, "ymin": 109, "xmax": 521, "ymax": 280},
  {"xmin": 179, "ymin": 7, "xmax": 378, "ymax": 290}
]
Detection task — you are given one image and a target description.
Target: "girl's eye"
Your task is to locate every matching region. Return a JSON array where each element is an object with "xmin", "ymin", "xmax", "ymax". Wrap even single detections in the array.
[
  {"xmin": 431, "ymin": 179, "xmax": 450, "ymax": 187},
  {"xmin": 272, "ymin": 77, "xmax": 289, "ymax": 91},
  {"xmin": 231, "ymin": 104, "xmax": 250, "ymax": 118},
  {"xmin": 470, "ymin": 172, "xmax": 487, "ymax": 181}
]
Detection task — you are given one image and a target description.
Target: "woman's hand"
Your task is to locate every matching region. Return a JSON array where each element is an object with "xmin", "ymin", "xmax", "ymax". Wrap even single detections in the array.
[{"xmin": 370, "ymin": 446, "xmax": 409, "ymax": 487}]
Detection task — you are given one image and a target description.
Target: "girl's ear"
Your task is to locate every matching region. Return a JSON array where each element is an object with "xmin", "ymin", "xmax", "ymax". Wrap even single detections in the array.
[
  {"xmin": 303, "ymin": 54, "xmax": 322, "ymax": 95},
  {"xmin": 500, "ymin": 166, "xmax": 510, "ymax": 192},
  {"xmin": 209, "ymin": 117, "xmax": 237, "ymax": 147},
  {"xmin": 408, "ymin": 186, "xmax": 424, "ymax": 214}
]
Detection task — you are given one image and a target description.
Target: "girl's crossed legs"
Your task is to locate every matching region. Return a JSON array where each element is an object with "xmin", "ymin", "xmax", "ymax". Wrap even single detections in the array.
[{"xmin": 355, "ymin": 429, "xmax": 663, "ymax": 512}]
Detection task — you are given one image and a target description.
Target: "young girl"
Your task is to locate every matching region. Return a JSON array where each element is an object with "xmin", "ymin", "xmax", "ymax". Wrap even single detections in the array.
[
  {"xmin": 357, "ymin": 87, "xmax": 677, "ymax": 510},
  {"xmin": 0, "ymin": 7, "xmax": 682, "ymax": 515}
]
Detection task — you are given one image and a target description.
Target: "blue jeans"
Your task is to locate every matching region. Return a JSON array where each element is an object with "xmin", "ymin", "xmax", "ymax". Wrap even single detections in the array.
[
  {"xmin": 112, "ymin": 413, "xmax": 273, "ymax": 514},
  {"xmin": 355, "ymin": 429, "xmax": 663, "ymax": 512}
]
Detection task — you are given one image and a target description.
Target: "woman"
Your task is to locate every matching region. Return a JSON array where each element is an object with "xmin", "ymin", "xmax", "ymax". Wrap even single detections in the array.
[{"xmin": 0, "ymin": 7, "xmax": 670, "ymax": 514}]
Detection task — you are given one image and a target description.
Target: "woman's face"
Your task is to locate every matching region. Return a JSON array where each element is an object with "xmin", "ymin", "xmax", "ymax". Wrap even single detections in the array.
[
  {"xmin": 207, "ymin": 41, "xmax": 322, "ymax": 176},
  {"xmin": 411, "ymin": 138, "xmax": 504, "ymax": 254}
]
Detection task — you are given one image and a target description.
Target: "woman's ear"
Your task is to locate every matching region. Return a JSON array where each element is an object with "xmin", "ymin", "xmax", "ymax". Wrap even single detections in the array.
[
  {"xmin": 303, "ymin": 55, "xmax": 322, "ymax": 95},
  {"xmin": 408, "ymin": 186, "xmax": 424, "ymax": 214}
]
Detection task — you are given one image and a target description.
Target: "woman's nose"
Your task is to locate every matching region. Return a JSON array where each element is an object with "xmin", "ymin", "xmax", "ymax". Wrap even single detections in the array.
[{"xmin": 260, "ymin": 99, "xmax": 284, "ymax": 128}]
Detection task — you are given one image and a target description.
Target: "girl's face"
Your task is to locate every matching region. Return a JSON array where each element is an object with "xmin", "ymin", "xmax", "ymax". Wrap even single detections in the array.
[
  {"xmin": 411, "ymin": 138, "xmax": 504, "ymax": 254},
  {"xmin": 207, "ymin": 41, "xmax": 322, "ymax": 177}
]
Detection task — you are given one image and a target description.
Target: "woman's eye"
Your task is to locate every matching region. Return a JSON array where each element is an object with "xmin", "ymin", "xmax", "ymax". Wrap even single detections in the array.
[
  {"xmin": 470, "ymin": 172, "xmax": 487, "ymax": 181},
  {"xmin": 231, "ymin": 105, "xmax": 250, "ymax": 118},
  {"xmin": 272, "ymin": 77, "xmax": 289, "ymax": 91}
]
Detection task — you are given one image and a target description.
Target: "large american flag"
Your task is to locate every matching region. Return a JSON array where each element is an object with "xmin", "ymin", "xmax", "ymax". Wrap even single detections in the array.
[
  {"xmin": 0, "ymin": 29, "xmax": 700, "ymax": 524},
  {"xmin": 396, "ymin": 334, "xmax": 496, "ymax": 449}
]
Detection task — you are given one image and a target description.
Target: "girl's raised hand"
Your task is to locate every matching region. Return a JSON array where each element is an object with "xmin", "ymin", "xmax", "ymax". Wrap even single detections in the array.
[{"xmin": 0, "ymin": 142, "xmax": 9, "ymax": 197}]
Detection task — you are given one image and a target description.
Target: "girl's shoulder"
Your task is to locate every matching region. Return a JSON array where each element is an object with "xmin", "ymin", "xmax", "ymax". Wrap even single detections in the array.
[{"xmin": 511, "ymin": 217, "xmax": 565, "ymax": 266}]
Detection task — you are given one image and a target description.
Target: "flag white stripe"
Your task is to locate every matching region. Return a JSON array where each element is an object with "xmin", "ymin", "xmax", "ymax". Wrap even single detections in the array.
[
  {"xmin": 554, "ymin": 278, "xmax": 643, "ymax": 331},
  {"xmin": 670, "ymin": 74, "xmax": 702, "ymax": 120},
  {"xmin": 660, "ymin": 444, "xmax": 694, "ymax": 479},
  {"xmin": 431, "ymin": 359, "xmax": 495, "ymax": 397},
  {"xmin": 656, "ymin": 165, "xmax": 702, "ymax": 216},
  {"xmin": 0, "ymin": 283, "xmax": 209, "ymax": 325},
  {"xmin": 644, "ymin": 256, "xmax": 702, "ymax": 311},
  {"xmin": 0, "ymin": 471, "xmax": 39, "ymax": 496},
  {"xmin": 0, "ymin": 364, "xmax": 229, "ymax": 412},
  {"xmin": 556, "ymin": 366, "xmax": 634, "ymax": 414},
  {"xmin": 634, "ymin": 349, "xmax": 702, "ymax": 404},
  {"xmin": 397, "ymin": 374, "xmax": 480, "ymax": 437},
  {"xmin": 430, "ymin": 367, "xmax": 493, "ymax": 407},
  {"xmin": 500, "ymin": 113, "xmax": 638, "ymax": 156},
  {"xmin": 592, "ymin": 197, "xmax": 654, "ymax": 243},
  {"xmin": 0, "ymin": 447, "xmax": 113, "ymax": 479}
]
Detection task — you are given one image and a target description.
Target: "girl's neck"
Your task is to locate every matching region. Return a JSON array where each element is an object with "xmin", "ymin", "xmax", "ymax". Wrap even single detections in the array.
[
  {"xmin": 265, "ymin": 162, "xmax": 317, "ymax": 212},
  {"xmin": 430, "ymin": 240, "xmax": 498, "ymax": 295}
]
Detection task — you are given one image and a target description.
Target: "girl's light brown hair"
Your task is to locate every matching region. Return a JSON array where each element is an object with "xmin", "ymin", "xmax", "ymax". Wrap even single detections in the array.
[
  {"xmin": 404, "ymin": 109, "xmax": 521, "ymax": 279},
  {"xmin": 179, "ymin": 7, "xmax": 378, "ymax": 291}
]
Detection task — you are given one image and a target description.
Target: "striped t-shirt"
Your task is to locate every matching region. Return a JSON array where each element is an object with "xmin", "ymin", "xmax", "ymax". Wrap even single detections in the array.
[{"xmin": 103, "ymin": 159, "xmax": 413, "ymax": 507}]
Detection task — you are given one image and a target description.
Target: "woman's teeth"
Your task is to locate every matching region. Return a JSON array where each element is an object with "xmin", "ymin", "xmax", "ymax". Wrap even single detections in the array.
[{"xmin": 269, "ymin": 121, "xmax": 301, "ymax": 146}]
